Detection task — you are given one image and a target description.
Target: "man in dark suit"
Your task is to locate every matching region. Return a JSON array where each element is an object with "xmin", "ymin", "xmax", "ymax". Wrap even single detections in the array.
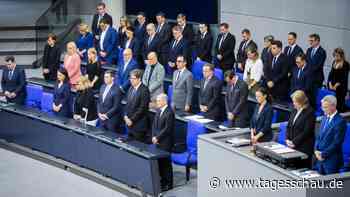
[
  {"xmin": 177, "ymin": 13, "xmax": 194, "ymax": 48},
  {"xmin": 215, "ymin": 23, "xmax": 236, "ymax": 72},
  {"xmin": 236, "ymin": 29, "xmax": 257, "ymax": 71},
  {"xmin": 156, "ymin": 12, "xmax": 172, "ymax": 66},
  {"xmin": 195, "ymin": 23, "xmax": 213, "ymax": 63},
  {"xmin": 224, "ymin": 70, "xmax": 249, "ymax": 128},
  {"xmin": 116, "ymin": 48, "xmax": 139, "ymax": 94},
  {"xmin": 314, "ymin": 95, "xmax": 346, "ymax": 175},
  {"xmin": 1, "ymin": 56, "xmax": 26, "ymax": 104},
  {"xmin": 124, "ymin": 69, "xmax": 151, "ymax": 143},
  {"xmin": 284, "ymin": 32, "xmax": 303, "ymax": 77},
  {"xmin": 135, "ymin": 12, "xmax": 147, "ymax": 49},
  {"xmin": 142, "ymin": 23, "xmax": 160, "ymax": 61},
  {"xmin": 98, "ymin": 70, "xmax": 123, "ymax": 133},
  {"xmin": 199, "ymin": 63, "xmax": 223, "ymax": 121},
  {"xmin": 263, "ymin": 40, "xmax": 289, "ymax": 101},
  {"xmin": 306, "ymin": 33, "xmax": 327, "ymax": 88},
  {"xmin": 168, "ymin": 25, "xmax": 189, "ymax": 72},
  {"xmin": 97, "ymin": 19, "xmax": 118, "ymax": 64},
  {"xmin": 91, "ymin": 2, "xmax": 113, "ymax": 42},
  {"xmin": 152, "ymin": 93, "xmax": 174, "ymax": 191},
  {"xmin": 291, "ymin": 53, "xmax": 315, "ymax": 106}
]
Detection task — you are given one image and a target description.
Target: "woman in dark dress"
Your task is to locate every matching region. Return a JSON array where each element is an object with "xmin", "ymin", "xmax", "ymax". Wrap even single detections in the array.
[
  {"xmin": 73, "ymin": 76, "xmax": 98, "ymax": 126},
  {"xmin": 53, "ymin": 67, "xmax": 71, "ymax": 117},
  {"xmin": 85, "ymin": 48, "xmax": 102, "ymax": 91},
  {"xmin": 42, "ymin": 33, "xmax": 61, "ymax": 81},
  {"xmin": 250, "ymin": 87, "xmax": 273, "ymax": 144},
  {"xmin": 286, "ymin": 90, "xmax": 315, "ymax": 168},
  {"xmin": 327, "ymin": 48, "xmax": 349, "ymax": 112},
  {"xmin": 117, "ymin": 16, "xmax": 132, "ymax": 48}
]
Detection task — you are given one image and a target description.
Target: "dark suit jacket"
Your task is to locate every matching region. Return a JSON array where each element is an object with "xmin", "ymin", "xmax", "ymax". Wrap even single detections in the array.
[
  {"xmin": 199, "ymin": 76, "xmax": 223, "ymax": 121},
  {"xmin": 123, "ymin": 38, "xmax": 141, "ymax": 59},
  {"xmin": 42, "ymin": 44, "xmax": 61, "ymax": 80},
  {"xmin": 74, "ymin": 88, "xmax": 98, "ymax": 121},
  {"xmin": 152, "ymin": 106, "xmax": 175, "ymax": 152},
  {"xmin": 195, "ymin": 32, "xmax": 213, "ymax": 62},
  {"xmin": 225, "ymin": 79, "xmax": 249, "ymax": 127},
  {"xmin": 314, "ymin": 113, "xmax": 346, "ymax": 174},
  {"xmin": 142, "ymin": 34, "xmax": 160, "ymax": 60},
  {"xmin": 91, "ymin": 13, "xmax": 113, "ymax": 36},
  {"xmin": 306, "ymin": 46, "xmax": 327, "ymax": 87},
  {"xmin": 182, "ymin": 24, "xmax": 195, "ymax": 46},
  {"xmin": 250, "ymin": 103, "xmax": 273, "ymax": 142},
  {"xmin": 261, "ymin": 47, "xmax": 272, "ymax": 67},
  {"xmin": 215, "ymin": 33, "xmax": 236, "ymax": 70},
  {"xmin": 53, "ymin": 82, "xmax": 71, "ymax": 117},
  {"xmin": 125, "ymin": 83, "xmax": 151, "ymax": 134},
  {"xmin": 116, "ymin": 58, "xmax": 139, "ymax": 93},
  {"xmin": 98, "ymin": 84, "xmax": 123, "ymax": 131},
  {"xmin": 156, "ymin": 23, "xmax": 172, "ymax": 53},
  {"xmin": 1, "ymin": 67, "xmax": 26, "ymax": 104},
  {"xmin": 135, "ymin": 23, "xmax": 147, "ymax": 47},
  {"xmin": 283, "ymin": 44, "xmax": 303, "ymax": 73},
  {"xmin": 168, "ymin": 38, "xmax": 189, "ymax": 63},
  {"xmin": 287, "ymin": 106, "xmax": 315, "ymax": 157},
  {"xmin": 97, "ymin": 26, "xmax": 118, "ymax": 63},
  {"xmin": 236, "ymin": 40, "xmax": 258, "ymax": 65},
  {"xmin": 290, "ymin": 64, "xmax": 313, "ymax": 98},
  {"xmin": 263, "ymin": 53, "xmax": 289, "ymax": 101}
]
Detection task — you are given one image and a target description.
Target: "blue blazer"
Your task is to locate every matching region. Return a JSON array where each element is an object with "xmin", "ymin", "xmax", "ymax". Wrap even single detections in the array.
[
  {"xmin": 306, "ymin": 46, "xmax": 327, "ymax": 86},
  {"xmin": 314, "ymin": 113, "xmax": 346, "ymax": 174},
  {"xmin": 134, "ymin": 23, "xmax": 147, "ymax": 46},
  {"xmin": 122, "ymin": 38, "xmax": 141, "ymax": 60},
  {"xmin": 1, "ymin": 67, "xmax": 26, "ymax": 104},
  {"xmin": 290, "ymin": 64, "xmax": 313, "ymax": 95},
  {"xmin": 116, "ymin": 58, "xmax": 139, "ymax": 93},
  {"xmin": 168, "ymin": 38, "xmax": 189, "ymax": 63},
  {"xmin": 53, "ymin": 82, "xmax": 71, "ymax": 117},
  {"xmin": 142, "ymin": 34, "xmax": 160, "ymax": 60},
  {"xmin": 97, "ymin": 27, "xmax": 118, "ymax": 64},
  {"xmin": 76, "ymin": 32, "xmax": 94, "ymax": 63},
  {"xmin": 250, "ymin": 103, "xmax": 273, "ymax": 142}
]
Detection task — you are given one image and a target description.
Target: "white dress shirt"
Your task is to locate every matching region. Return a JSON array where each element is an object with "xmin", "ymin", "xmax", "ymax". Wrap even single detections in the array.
[
  {"xmin": 243, "ymin": 58, "xmax": 264, "ymax": 82},
  {"xmin": 99, "ymin": 26, "xmax": 109, "ymax": 51}
]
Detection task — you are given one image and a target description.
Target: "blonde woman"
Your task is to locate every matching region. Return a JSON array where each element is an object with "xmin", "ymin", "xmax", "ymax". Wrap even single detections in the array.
[
  {"xmin": 73, "ymin": 76, "xmax": 98, "ymax": 126},
  {"xmin": 85, "ymin": 48, "xmax": 102, "ymax": 90},
  {"xmin": 76, "ymin": 23, "xmax": 93, "ymax": 63},
  {"xmin": 118, "ymin": 16, "xmax": 131, "ymax": 47},
  {"xmin": 64, "ymin": 41, "xmax": 81, "ymax": 87}
]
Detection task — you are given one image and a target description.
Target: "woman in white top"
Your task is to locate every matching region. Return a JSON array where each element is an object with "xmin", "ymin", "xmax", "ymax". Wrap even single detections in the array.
[{"xmin": 243, "ymin": 48, "xmax": 264, "ymax": 96}]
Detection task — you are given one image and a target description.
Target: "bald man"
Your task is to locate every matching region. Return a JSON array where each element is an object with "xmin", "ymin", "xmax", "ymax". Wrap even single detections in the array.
[{"xmin": 116, "ymin": 48, "xmax": 139, "ymax": 94}]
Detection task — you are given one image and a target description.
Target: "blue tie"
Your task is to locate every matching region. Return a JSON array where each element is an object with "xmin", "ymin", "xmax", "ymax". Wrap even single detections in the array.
[{"xmin": 311, "ymin": 48, "xmax": 317, "ymax": 58}]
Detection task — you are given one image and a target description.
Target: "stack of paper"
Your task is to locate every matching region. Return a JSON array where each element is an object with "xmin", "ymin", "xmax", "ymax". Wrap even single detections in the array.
[{"xmin": 226, "ymin": 137, "xmax": 251, "ymax": 147}]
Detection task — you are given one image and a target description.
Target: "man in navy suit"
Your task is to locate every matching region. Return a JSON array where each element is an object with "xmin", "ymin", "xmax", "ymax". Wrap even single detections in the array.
[
  {"xmin": 215, "ymin": 23, "xmax": 236, "ymax": 72},
  {"xmin": 291, "ymin": 53, "xmax": 315, "ymax": 106},
  {"xmin": 124, "ymin": 69, "xmax": 151, "ymax": 143},
  {"xmin": 176, "ymin": 13, "xmax": 194, "ymax": 48},
  {"xmin": 306, "ymin": 33, "xmax": 327, "ymax": 88},
  {"xmin": 135, "ymin": 12, "xmax": 147, "ymax": 66},
  {"xmin": 168, "ymin": 25, "xmax": 189, "ymax": 73},
  {"xmin": 236, "ymin": 29, "xmax": 257, "ymax": 71},
  {"xmin": 199, "ymin": 63, "xmax": 223, "ymax": 121},
  {"xmin": 91, "ymin": 2, "xmax": 113, "ymax": 42},
  {"xmin": 314, "ymin": 95, "xmax": 346, "ymax": 175},
  {"xmin": 284, "ymin": 32, "xmax": 303, "ymax": 77},
  {"xmin": 97, "ymin": 19, "xmax": 118, "ymax": 65},
  {"xmin": 263, "ymin": 40, "xmax": 289, "ymax": 101},
  {"xmin": 116, "ymin": 48, "xmax": 139, "ymax": 94},
  {"xmin": 142, "ymin": 23, "xmax": 160, "ymax": 61},
  {"xmin": 98, "ymin": 70, "xmax": 123, "ymax": 133},
  {"xmin": 1, "ymin": 56, "xmax": 26, "ymax": 104},
  {"xmin": 155, "ymin": 12, "xmax": 172, "ymax": 66},
  {"xmin": 195, "ymin": 23, "xmax": 213, "ymax": 63}
]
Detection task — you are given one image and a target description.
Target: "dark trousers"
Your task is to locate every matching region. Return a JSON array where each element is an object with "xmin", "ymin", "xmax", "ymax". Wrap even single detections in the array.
[{"xmin": 158, "ymin": 157, "xmax": 173, "ymax": 188}]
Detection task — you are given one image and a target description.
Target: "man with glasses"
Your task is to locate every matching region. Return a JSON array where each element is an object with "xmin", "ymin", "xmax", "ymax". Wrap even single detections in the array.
[
  {"xmin": 171, "ymin": 55, "xmax": 193, "ymax": 112},
  {"xmin": 142, "ymin": 23, "xmax": 160, "ymax": 62},
  {"xmin": 1, "ymin": 56, "xmax": 26, "ymax": 105},
  {"xmin": 116, "ymin": 48, "xmax": 139, "ymax": 94},
  {"xmin": 195, "ymin": 23, "xmax": 213, "ymax": 63},
  {"xmin": 124, "ymin": 69, "xmax": 150, "ymax": 143},
  {"xmin": 306, "ymin": 33, "xmax": 327, "ymax": 88},
  {"xmin": 91, "ymin": 2, "xmax": 113, "ymax": 42},
  {"xmin": 168, "ymin": 25, "xmax": 189, "ymax": 73}
]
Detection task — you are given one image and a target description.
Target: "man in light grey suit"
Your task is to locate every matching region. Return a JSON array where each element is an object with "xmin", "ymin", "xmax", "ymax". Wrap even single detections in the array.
[
  {"xmin": 142, "ymin": 52, "xmax": 165, "ymax": 103},
  {"xmin": 171, "ymin": 55, "xmax": 193, "ymax": 112}
]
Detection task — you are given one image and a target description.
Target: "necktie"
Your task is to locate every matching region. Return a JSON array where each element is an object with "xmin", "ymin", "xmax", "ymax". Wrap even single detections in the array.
[
  {"xmin": 147, "ymin": 65, "xmax": 155, "ymax": 86},
  {"xmin": 311, "ymin": 48, "xmax": 317, "ymax": 58},
  {"xmin": 172, "ymin": 40, "xmax": 178, "ymax": 49},
  {"xmin": 102, "ymin": 85, "xmax": 110, "ymax": 103},
  {"xmin": 242, "ymin": 41, "xmax": 247, "ymax": 52},
  {"xmin": 204, "ymin": 79, "xmax": 209, "ymax": 89},
  {"xmin": 218, "ymin": 34, "xmax": 226, "ymax": 49},
  {"xmin": 297, "ymin": 68, "xmax": 302, "ymax": 79},
  {"xmin": 176, "ymin": 70, "xmax": 181, "ymax": 81},
  {"xmin": 322, "ymin": 117, "xmax": 330, "ymax": 133},
  {"xmin": 148, "ymin": 36, "xmax": 153, "ymax": 46},
  {"xmin": 9, "ymin": 70, "xmax": 13, "ymax": 80},
  {"xmin": 272, "ymin": 56, "xmax": 277, "ymax": 68},
  {"xmin": 287, "ymin": 47, "xmax": 292, "ymax": 56},
  {"xmin": 156, "ymin": 24, "xmax": 162, "ymax": 33}
]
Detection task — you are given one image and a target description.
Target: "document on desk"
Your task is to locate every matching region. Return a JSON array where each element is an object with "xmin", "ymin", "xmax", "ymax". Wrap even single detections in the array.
[
  {"xmin": 226, "ymin": 137, "xmax": 251, "ymax": 147},
  {"xmin": 272, "ymin": 147, "xmax": 296, "ymax": 154}
]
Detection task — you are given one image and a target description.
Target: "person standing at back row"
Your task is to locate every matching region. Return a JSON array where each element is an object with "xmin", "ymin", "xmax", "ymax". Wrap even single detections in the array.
[
  {"xmin": 215, "ymin": 23, "xmax": 236, "ymax": 72},
  {"xmin": 91, "ymin": 2, "xmax": 113, "ymax": 43},
  {"xmin": 306, "ymin": 33, "xmax": 326, "ymax": 89}
]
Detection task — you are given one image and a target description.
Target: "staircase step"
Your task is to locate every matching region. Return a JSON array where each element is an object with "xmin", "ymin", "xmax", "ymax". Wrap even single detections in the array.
[
  {"xmin": 0, "ymin": 51, "xmax": 36, "ymax": 56},
  {"xmin": 0, "ymin": 42, "xmax": 36, "ymax": 52},
  {"xmin": 0, "ymin": 30, "xmax": 36, "ymax": 39}
]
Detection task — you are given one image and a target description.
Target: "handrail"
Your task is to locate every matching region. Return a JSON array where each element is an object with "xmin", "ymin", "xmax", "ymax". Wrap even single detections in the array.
[{"xmin": 35, "ymin": 0, "xmax": 65, "ymax": 28}]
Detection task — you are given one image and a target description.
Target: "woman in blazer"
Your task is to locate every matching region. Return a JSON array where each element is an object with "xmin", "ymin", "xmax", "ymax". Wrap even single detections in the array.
[
  {"xmin": 73, "ymin": 76, "xmax": 98, "ymax": 126},
  {"xmin": 286, "ymin": 90, "xmax": 316, "ymax": 168},
  {"xmin": 76, "ymin": 23, "xmax": 94, "ymax": 64},
  {"xmin": 64, "ymin": 42, "xmax": 81, "ymax": 88},
  {"xmin": 53, "ymin": 68, "xmax": 71, "ymax": 117},
  {"xmin": 250, "ymin": 87, "xmax": 273, "ymax": 144}
]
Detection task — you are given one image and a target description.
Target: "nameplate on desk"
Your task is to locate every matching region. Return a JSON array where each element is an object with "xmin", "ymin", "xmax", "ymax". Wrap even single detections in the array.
[{"xmin": 184, "ymin": 115, "xmax": 214, "ymax": 124}]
